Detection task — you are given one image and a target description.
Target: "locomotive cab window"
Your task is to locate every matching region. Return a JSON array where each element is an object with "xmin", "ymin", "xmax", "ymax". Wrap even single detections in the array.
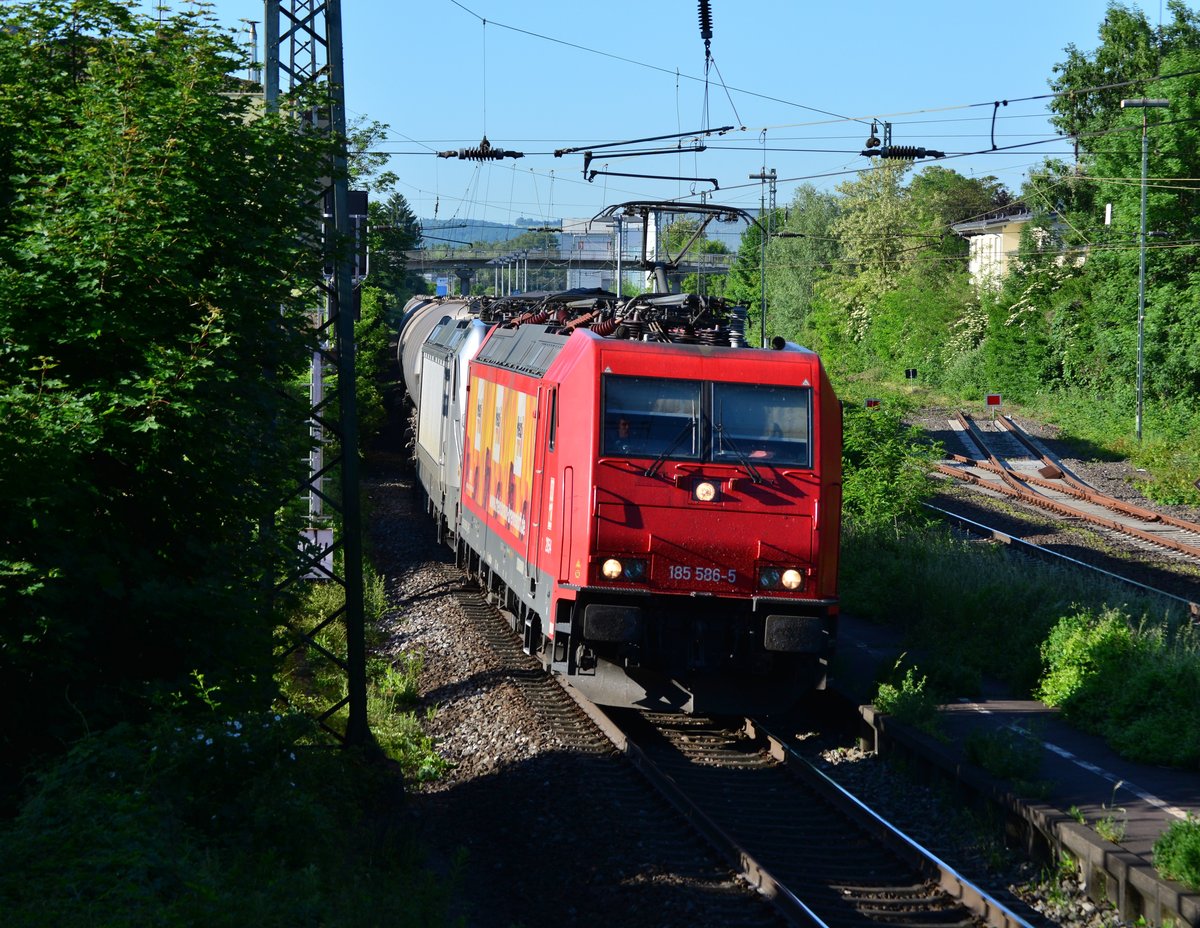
[
  {"xmin": 711, "ymin": 382, "xmax": 812, "ymax": 468},
  {"xmin": 603, "ymin": 375, "xmax": 700, "ymax": 459}
]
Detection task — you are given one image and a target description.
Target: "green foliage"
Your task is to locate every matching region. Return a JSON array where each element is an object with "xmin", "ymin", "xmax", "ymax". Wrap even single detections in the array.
[
  {"xmin": 765, "ymin": 186, "xmax": 839, "ymax": 342},
  {"xmin": 366, "ymin": 191, "xmax": 426, "ymax": 305},
  {"xmin": 1095, "ymin": 782, "xmax": 1128, "ymax": 844},
  {"xmin": 725, "ymin": 218, "xmax": 767, "ymax": 330},
  {"xmin": 840, "ymin": 401, "xmax": 939, "ymax": 530},
  {"xmin": 874, "ymin": 658, "xmax": 940, "ymax": 735},
  {"xmin": 365, "ymin": 654, "xmax": 451, "ymax": 781},
  {"xmin": 0, "ymin": 0, "xmax": 329, "ymax": 767},
  {"xmin": 840, "ymin": 519, "xmax": 1190, "ymax": 699},
  {"xmin": 1155, "ymin": 813, "xmax": 1200, "ymax": 890},
  {"xmin": 1037, "ymin": 608, "xmax": 1200, "ymax": 766},
  {"xmin": 907, "ymin": 166, "xmax": 1011, "ymax": 258},
  {"xmin": 355, "ymin": 285, "xmax": 392, "ymax": 446},
  {"xmin": 0, "ymin": 710, "xmax": 456, "ymax": 928}
]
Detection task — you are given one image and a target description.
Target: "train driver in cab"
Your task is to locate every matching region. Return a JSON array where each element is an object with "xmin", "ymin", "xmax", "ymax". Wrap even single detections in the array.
[{"xmin": 608, "ymin": 416, "xmax": 642, "ymax": 455}]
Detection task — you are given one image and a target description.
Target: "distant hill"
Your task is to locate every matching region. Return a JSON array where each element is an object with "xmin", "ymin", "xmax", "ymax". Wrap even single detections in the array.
[{"xmin": 420, "ymin": 217, "xmax": 551, "ymax": 246}]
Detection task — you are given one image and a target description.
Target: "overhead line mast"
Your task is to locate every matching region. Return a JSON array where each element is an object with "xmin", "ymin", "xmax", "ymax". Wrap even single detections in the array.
[{"xmin": 265, "ymin": 0, "xmax": 369, "ymax": 748}]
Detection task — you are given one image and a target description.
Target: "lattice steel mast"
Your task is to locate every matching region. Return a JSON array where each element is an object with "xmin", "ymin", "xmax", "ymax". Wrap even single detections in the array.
[{"xmin": 265, "ymin": 0, "xmax": 368, "ymax": 747}]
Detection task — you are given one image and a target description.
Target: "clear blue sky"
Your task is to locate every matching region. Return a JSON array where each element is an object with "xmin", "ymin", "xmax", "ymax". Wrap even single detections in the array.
[{"xmin": 198, "ymin": 1, "xmax": 1173, "ymax": 224}]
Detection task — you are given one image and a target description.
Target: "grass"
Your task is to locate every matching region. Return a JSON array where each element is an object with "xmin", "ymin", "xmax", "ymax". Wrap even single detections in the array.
[
  {"xmin": 1155, "ymin": 814, "xmax": 1200, "ymax": 890},
  {"xmin": 0, "ymin": 704, "xmax": 459, "ymax": 928},
  {"xmin": 1022, "ymin": 390, "xmax": 1200, "ymax": 508},
  {"xmin": 841, "ymin": 520, "xmax": 1188, "ymax": 700},
  {"xmin": 964, "ymin": 726, "xmax": 1043, "ymax": 782},
  {"xmin": 872, "ymin": 657, "xmax": 942, "ymax": 737}
]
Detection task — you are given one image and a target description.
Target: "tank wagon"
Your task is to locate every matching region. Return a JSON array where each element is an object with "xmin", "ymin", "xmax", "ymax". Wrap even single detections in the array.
[{"xmin": 397, "ymin": 283, "xmax": 842, "ymax": 714}]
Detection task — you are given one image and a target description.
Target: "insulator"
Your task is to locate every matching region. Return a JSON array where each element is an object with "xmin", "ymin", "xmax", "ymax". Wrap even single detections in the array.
[
  {"xmin": 698, "ymin": 0, "xmax": 713, "ymax": 41},
  {"xmin": 510, "ymin": 310, "xmax": 549, "ymax": 327},
  {"xmin": 592, "ymin": 318, "xmax": 619, "ymax": 336},
  {"xmin": 728, "ymin": 306, "xmax": 747, "ymax": 347},
  {"xmin": 437, "ymin": 136, "xmax": 524, "ymax": 162},
  {"xmin": 875, "ymin": 145, "xmax": 944, "ymax": 160}
]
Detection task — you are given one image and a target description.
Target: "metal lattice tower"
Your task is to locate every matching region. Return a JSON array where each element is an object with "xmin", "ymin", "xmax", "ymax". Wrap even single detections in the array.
[{"xmin": 265, "ymin": 0, "xmax": 368, "ymax": 748}]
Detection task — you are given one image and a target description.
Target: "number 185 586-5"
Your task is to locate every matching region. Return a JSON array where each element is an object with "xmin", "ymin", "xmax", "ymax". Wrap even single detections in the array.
[{"xmin": 667, "ymin": 564, "xmax": 736, "ymax": 583}]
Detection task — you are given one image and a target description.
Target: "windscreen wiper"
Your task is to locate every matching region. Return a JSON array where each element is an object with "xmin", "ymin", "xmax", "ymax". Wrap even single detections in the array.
[
  {"xmin": 644, "ymin": 420, "xmax": 696, "ymax": 478},
  {"xmin": 716, "ymin": 422, "xmax": 763, "ymax": 484}
]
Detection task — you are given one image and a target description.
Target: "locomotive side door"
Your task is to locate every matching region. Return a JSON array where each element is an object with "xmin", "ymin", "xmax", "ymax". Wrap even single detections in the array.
[{"xmin": 525, "ymin": 385, "xmax": 554, "ymax": 582}]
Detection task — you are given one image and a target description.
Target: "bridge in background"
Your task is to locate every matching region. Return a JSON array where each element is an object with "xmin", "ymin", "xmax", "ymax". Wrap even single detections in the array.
[{"xmin": 401, "ymin": 247, "xmax": 736, "ymax": 295}]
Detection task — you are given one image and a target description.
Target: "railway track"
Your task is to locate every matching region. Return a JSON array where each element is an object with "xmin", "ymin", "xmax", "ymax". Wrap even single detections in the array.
[
  {"xmin": 585, "ymin": 708, "xmax": 1034, "ymax": 928},
  {"xmin": 454, "ymin": 574, "xmax": 1036, "ymax": 928},
  {"xmin": 937, "ymin": 412, "xmax": 1200, "ymax": 566}
]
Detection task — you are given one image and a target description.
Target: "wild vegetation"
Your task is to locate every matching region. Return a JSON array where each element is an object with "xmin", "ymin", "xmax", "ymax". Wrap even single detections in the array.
[
  {"xmin": 0, "ymin": 3, "xmax": 449, "ymax": 924},
  {"xmin": 719, "ymin": 1, "xmax": 1200, "ymax": 787}
]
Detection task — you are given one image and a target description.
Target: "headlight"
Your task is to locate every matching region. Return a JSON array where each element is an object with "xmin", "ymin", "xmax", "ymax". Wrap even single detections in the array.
[
  {"xmin": 758, "ymin": 566, "xmax": 805, "ymax": 591},
  {"xmin": 601, "ymin": 558, "xmax": 647, "ymax": 581},
  {"xmin": 693, "ymin": 480, "xmax": 718, "ymax": 502}
]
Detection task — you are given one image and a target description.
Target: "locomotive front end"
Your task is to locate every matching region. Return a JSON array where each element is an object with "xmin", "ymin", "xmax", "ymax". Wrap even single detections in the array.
[{"xmin": 557, "ymin": 337, "xmax": 842, "ymax": 714}]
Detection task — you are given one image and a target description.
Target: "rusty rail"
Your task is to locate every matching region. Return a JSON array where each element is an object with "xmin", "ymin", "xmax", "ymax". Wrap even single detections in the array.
[{"xmin": 941, "ymin": 413, "xmax": 1200, "ymax": 562}]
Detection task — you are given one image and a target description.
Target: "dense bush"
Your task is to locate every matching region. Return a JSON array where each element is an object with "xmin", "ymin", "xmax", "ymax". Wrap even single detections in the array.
[
  {"xmin": 1037, "ymin": 608, "xmax": 1200, "ymax": 767},
  {"xmin": 1155, "ymin": 814, "xmax": 1200, "ymax": 890},
  {"xmin": 0, "ymin": 1, "xmax": 326, "ymax": 768},
  {"xmin": 840, "ymin": 401, "xmax": 940, "ymax": 530}
]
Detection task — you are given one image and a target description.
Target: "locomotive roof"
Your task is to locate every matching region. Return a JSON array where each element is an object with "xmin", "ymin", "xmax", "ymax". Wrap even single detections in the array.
[{"xmin": 473, "ymin": 323, "xmax": 567, "ymax": 378}]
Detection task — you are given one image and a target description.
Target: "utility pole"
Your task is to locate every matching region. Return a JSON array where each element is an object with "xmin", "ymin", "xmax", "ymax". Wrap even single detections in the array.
[
  {"xmin": 749, "ymin": 168, "xmax": 776, "ymax": 347},
  {"xmin": 266, "ymin": 0, "xmax": 369, "ymax": 748},
  {"xmin": 1120, "ymin": 97, "xmax": 1168, "ymax": 443}
]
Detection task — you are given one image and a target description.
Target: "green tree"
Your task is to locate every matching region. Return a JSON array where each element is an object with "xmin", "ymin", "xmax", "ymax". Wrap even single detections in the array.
[
  {"xmin": 908, "ymin": 165, "xmax": 1011, "ymax": 259},
  {"xmin": 725, "ymin": 217, "xmax": 768, "ymax": 338},
  {"xmin": 767, "ymin": 185, "xmax": 839, "ymax": 342},
  {"xmin": 1034, "ymin": 4, "xmax": 1200, "ymax": 406},
  {"xmin": 367, "ymin": 191, "xmax": 425, "ymax": 308},
  {"xmin": 0, "ymin": 0, "xmax": 328, "ymax": 762}
]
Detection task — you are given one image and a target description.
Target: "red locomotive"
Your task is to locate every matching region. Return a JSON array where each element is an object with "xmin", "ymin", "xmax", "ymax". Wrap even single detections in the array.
[{"xmin": 397, "ymin": 221, "xmax": 842, "ymax": 714}]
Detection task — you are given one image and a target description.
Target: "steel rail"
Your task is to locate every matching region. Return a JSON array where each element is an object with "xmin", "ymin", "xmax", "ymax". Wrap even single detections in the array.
[
  {"xmin": 556, "ymin": 683, "xmax": 831, "ymax": 928},
  {"xmin": 565, "ymin": 686, "xmax": 1037, "ymax": 928},
  {"xmin": 937, "ymin": 459, "xmax": 1200, "ymax": 560},
  {"xmin": 747, "ymin": 718, "xmax": 1039, "ymax": 928},
  {"xmin": 994, "ymin": 415, "xmax": 1200, "ymax": 534},
  {"xmin": 993, "ymin": 414, "xmax": 1095, "ymax": 493}
]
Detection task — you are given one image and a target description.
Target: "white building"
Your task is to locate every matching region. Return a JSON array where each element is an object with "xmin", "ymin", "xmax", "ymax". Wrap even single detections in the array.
[{"xmin": 951, "ymin": 210, "xmax": 1034, "ymax": 289}]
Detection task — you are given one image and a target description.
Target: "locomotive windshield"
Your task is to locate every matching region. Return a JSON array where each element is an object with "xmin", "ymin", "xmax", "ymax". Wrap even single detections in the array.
[
  {"xmin": 602, "ymin": 375, "xmax": 812, "ymax": 468},
  {"xmin": 603, "ymin": 376, "xmax": 701, "ymax": 459},
  {"xmin": 711, "ymin": 382, "xmax": 811, "ymax": 468}
]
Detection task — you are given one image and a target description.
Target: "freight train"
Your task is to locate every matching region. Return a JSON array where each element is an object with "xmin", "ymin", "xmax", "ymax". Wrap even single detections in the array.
[{"xmin": 396, "ymin": 247, "xmax": 842, "ymax": 714}]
